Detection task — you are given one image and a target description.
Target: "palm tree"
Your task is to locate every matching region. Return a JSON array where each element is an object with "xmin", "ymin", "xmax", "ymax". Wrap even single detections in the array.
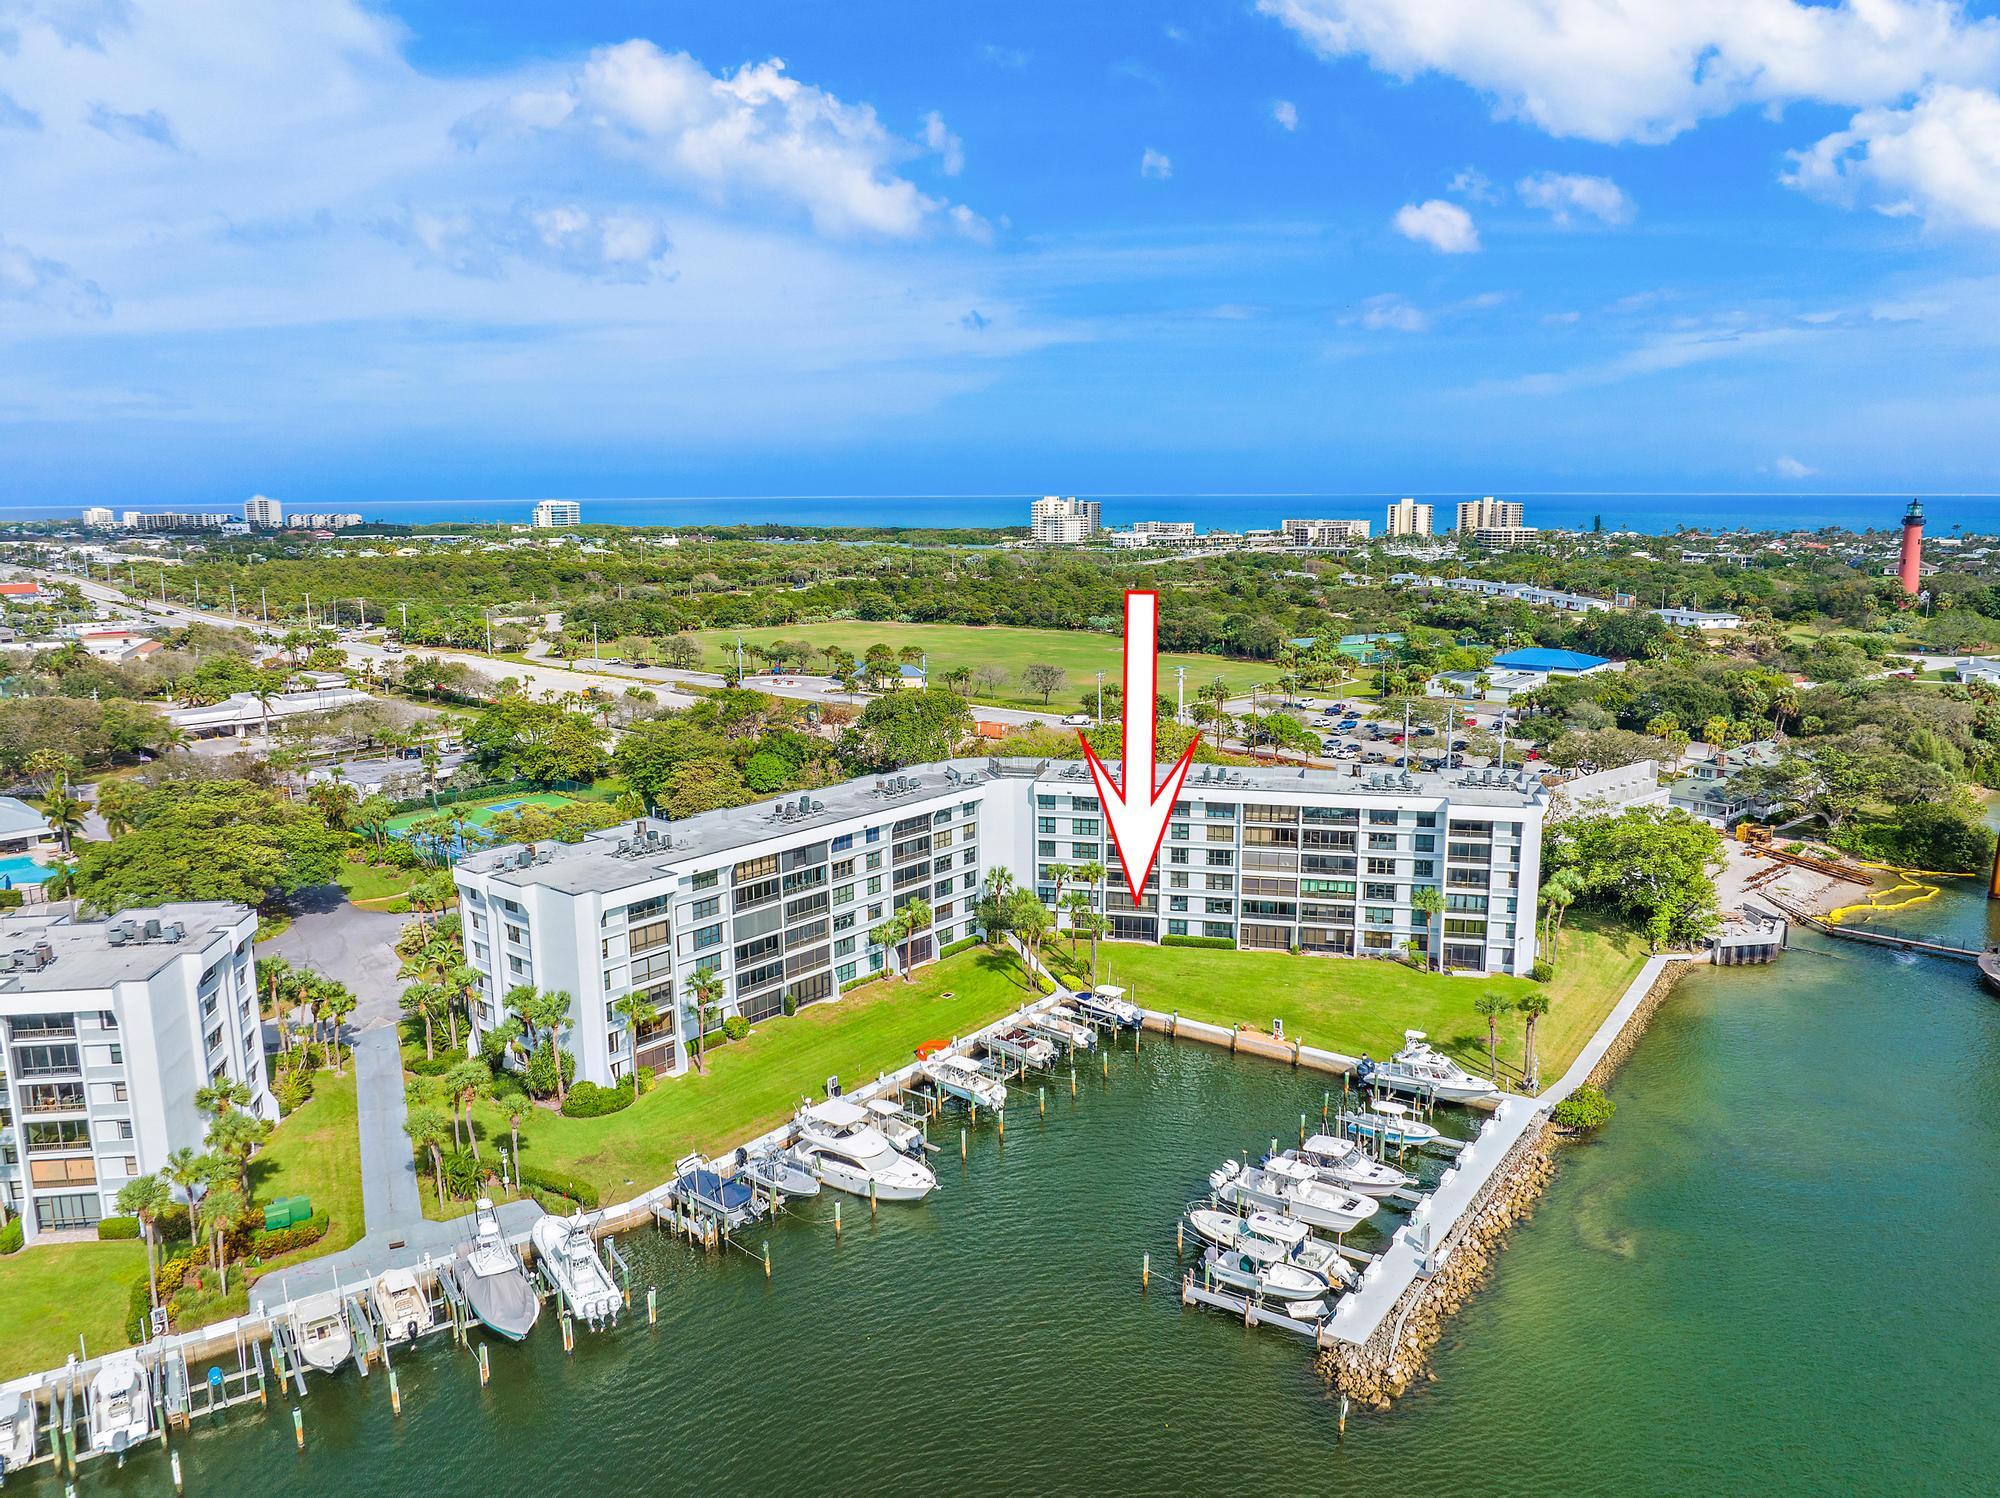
[
  {"xmin": 513, "ymin": 988, "xmax": 574, "ymax": 1107},
  {"xmin": 684, "ymin": 967, "xmax": 726, "ymax": 1073},
  {"xmin": 1061, "ymin": 890, "xmax": 1093, "ymax": 956},
  {"xmin": 1516, "ymin": 992, "xmax": 1551, "ymax": 1092},
  {"xmin": 1073, "ymin": 908, "xmax": 1111, "ymax": 986},
  {"xmin": 1474, "ymin": 991, "xmax": 1512, "ymax": 1080},
  {"xmin": 870, "ymin": 909, "xmax": 910, "ymax": 977},
  {"xmin": 321, "ymin": 983, "xmax": 358, "ymax": 1074},
  {"xmin": 611, "ymin": 990, "xmax": 655, "ymax": 1086},
  {"xmin": 194, "ymin": 1077, "xmax": 252, "ymax": 1120},
  {"xmin": 444, "ymin": 1059, "xmax": 491, "ymax": 1159},
  {"xmin": 402, "ymin": 980, "xmax": 444, "ymax": 1060},
  {"xmin": 198, "ymin": 1178, "xmax": 247, "ymax": 1293},
  {"xmin": 404, "ymin": 1107, "xmax": 452, "ymax": 1207},
  {"xmin": 1410, "ymin": 885, "xmax": 1448, "ymax": 972},
  {"xmin": 115, "ymin": 1174, "xmax": 171, "ymax": 1310},
  {"xmin": 42, "ymin": 786, "xmax": 85, "ymax": 854},
  {"xmin": 1539, "ymin": 873, "xmax": 1578, "ymax": 958},
  {"xmin": 207, "ymin": 1110, "xmax": 268, "ymax": 1199},
  {"xmin": 895, "ymin": 898, "xmax": 933, "ymax": 980}
]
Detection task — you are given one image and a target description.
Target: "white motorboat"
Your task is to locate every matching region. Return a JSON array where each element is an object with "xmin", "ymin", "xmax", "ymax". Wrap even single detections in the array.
[
  {"xmin": 288, "ymin": 1289, "xmax": 353, "ymax": 1374},
  {"xmin": 984, "ymin": 1024, "xmax": 1060, "ymax": 1071},
  {"xmin": 455, "ymin": 1198, "xmax": 541, "ymax": 1341},
  {"xmin": 371, "ymin": 1266, "xmax": 437, "ymax": 1347},
  {"xmin": 1340, "ymin": 1098, "xmax": 1443, "ymax": 1149},
  {"xmin": 1185, "ymin": 1208, "xmax": 1353, "ymax": 1288},
  {"xmin": 1071, "ymin": 985, "xmax": 1141, "ymax": 1030},
  {"xmin": 920, "ymin": 1053, "xmax": 1007, "ymax": 1112},
  {"xmin": 793, "ymin": 1099, "xmax": 938, "ymax": 1201},
  {"xmin": 1025, "ymin": 1007, "xmax": 1096, "ymax": 1051},
  {"xmin": 1278, "ymin": 1134, "xmax": 1416, "ymax": 1197},
  {"xmin": 530, "ymin": 1211, "xmax": 622, "ymax": 1328},
  {"xmin": 1357, "ymin": 1030, "xmax": 1500, "ymax": 1104},
  {"xmin": 743, "ymin": 1145, "xmax": 821, "ymax": 1199},
  {"xmin": 86, "ymin": 1353, "xmax": 151, "ymax": 1455},
  {"xmin": 1208, "ymin": 1157, "xmax": 1380, "ymax": 1234},
  {"xmin": 1200, "ymin": 1248, "xmax": 1330, "ymax": 1318},
  {"xmin": 0, "ymin": 1387, "xmax": 34, "ymax": 1473},
  {"xmin": 865, "ymin": 1098, "xmax": 930, "ymax": 1157}
]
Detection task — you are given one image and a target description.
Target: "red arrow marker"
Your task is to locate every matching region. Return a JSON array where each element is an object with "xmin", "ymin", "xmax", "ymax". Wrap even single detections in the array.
[{"xmin": 1080, "ymin": 590, "xmax": 1202, "ymax": 903}]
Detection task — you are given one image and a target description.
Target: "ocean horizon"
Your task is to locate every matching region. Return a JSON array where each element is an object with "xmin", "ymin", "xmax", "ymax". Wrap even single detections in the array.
[{"xmin": 3, "ymin": 492, "xmax": 1993, "ymax": 536}]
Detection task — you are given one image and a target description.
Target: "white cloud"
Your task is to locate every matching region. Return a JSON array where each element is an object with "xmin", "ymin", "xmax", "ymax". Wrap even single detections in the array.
[
  {"xmin": 476, "ymin": 42, "xmax": 978, "ymax": 240},
  {"xmin": 1392, "ymin": 198, "xmax": 1479, "ymax": 253},
  {"xmin": 1258, "ymin": 0, "xmax": 2000, "ymax": 145},
  {"xmin": 923, "ymin": 110, "xmax": 965, "ymax": 176},
  {"xmin": 1448, "ymin": 166, "xmax": 1499, "ymax": 203},
  {"xmin": 1354, "ymin": 293, "xmax": 1428, "ymax": 332},
  {"xmin": 1517, "ymin": 171, "xmax": 1636, "ymax": 226},
  {"xmin": 1787, "ymin": 84, "xmax": 2000, "ymax": 232},
  {"xmin": 1773, "ymin": 454, "xmax": 1817, "ymax": 477},
  {"xmin": 0, "ymin": 234, "xmax": 110, "ymax": 317},
  {"xmin": 1543, "ymin": 309, "xmax": 1582, "ymax": 324},
  {"xmin": 1272, "ymin": 99, "xmax": 1299, "ymax": 131},
  {"xmin": 383, "ymin": 202, "xmax": 674, "ymax": 282},
  {"xmin": 1140, "ymin": 147, "xmax": 1174, "ymax": 180},
  {"xmin": 1487, "ymin": 319, "xmax": 1806, "ymax": 395}
]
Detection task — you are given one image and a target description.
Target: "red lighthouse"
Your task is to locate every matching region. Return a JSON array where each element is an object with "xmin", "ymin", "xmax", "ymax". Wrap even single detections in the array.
[{"xmin": 1898, "ymin": 499, "xmax": 1924, "ymax": 596}]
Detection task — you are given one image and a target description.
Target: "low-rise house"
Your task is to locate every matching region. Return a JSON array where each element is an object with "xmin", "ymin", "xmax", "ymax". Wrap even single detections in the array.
[
  {"xmin": 1668, "ymin": 739, "xmax": 1786, "ymax": 824},
  {"xmin": 0, "ymin": 796, "xmax": 56, "ymax": 852},
  {"xmin": 1425, "ymin": 669, "xmax": 1545, "ymax": 703},
  {"xmin": 1489, "ymin": 647, "xmax": 1614, "ymax": 678}
]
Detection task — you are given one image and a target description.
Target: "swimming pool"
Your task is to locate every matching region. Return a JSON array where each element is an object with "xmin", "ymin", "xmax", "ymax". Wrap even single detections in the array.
[{"xmin": 0, "ymin": 853, "xmax": 55, "ymax": 886}]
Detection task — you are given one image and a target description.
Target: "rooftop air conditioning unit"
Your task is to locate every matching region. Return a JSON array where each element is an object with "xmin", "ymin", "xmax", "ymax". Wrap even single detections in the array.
[
  {"xmin": 162, "ymin": 923, "xmax": 184, "ymax": 942},
  {"xmin": 142, "ymin": 919, "xmax": 163, "ymax": 941}
]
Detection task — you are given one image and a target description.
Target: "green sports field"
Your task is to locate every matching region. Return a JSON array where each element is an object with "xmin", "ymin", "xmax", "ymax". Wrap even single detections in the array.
[
  {"xmin": 688, "ymin": 621, "xmax": 1271, "ymax": 712},
  {"xmin": 382, "ymin": 789, "xmax": 593, "ymax": 835}
]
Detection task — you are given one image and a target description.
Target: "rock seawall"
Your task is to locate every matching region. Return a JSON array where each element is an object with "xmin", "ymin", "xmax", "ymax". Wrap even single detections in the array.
[{"xmin": 1316, "ymin": 958, "xmax": 1695, "ymax": 1407}]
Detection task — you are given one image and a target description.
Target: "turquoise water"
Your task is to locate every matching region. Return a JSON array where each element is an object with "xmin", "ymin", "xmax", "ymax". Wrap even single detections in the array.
[
  {"xmin": 0, "ymin": 854, "xmax": 54, "ymax": 886},
  {"xmin": 23, "ymin": 893, "xmax": 2000, "ymax": 1495}
]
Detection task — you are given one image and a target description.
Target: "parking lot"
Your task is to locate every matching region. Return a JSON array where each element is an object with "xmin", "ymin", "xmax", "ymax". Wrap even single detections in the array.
[{"xmin": 1261, "ymin": 694, "xmax": 1519, "ymax": 772}]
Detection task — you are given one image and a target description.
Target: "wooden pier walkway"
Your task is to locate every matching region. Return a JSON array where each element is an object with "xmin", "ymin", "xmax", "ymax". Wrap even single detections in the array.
[{"xmin": 1767, "ymin": 896, "xmax": 1988, "ymax": 963}]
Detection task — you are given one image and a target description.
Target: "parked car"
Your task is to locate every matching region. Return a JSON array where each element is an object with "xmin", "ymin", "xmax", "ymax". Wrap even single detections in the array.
[
  {"xmin": 1060, "ymin": 712, "xmax": 1093, "ymax": 727},
  {"xmin": 1310, "ymin": 714, "xmax": 1335, "ymax": 728}
]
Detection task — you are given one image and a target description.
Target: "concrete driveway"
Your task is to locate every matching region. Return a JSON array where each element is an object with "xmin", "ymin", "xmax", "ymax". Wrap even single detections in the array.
[{"xmin": 260, "ymin": 883, "xmax": 411, "ymax": 1029}]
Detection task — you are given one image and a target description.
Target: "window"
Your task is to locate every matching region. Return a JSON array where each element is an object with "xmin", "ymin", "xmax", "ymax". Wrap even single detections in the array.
[
  {"xmin": 832, "ymin": 832, "xmax": 854, "ymax": 852},
  {"xmin": 733, "ymin": 852, "xmax": 780, "ymax": 883},
  {"xmin": 1368, "ymin": 809, "xmax": 1398, "ymax": 825},
  {"xmin": 687, "ymin": 896, "xmax": 720, "ymax": 921},
  {"xmin": 1038, "ymin": 817, "xmax": 1056, "ymax": 835},
  {"xmin": 689, "ymin": 923, "xmax": 723, "ymax": 952},
  {"xmin": 1368, "ymin": 832, "xmax": 1398, "ymax": 849},
  {"xmin": 97, "ymin": 1010, "xmax": 118, "ymax": 1031},
  {"xmin": 1366, "ymin": 858, "xmax": 1397, "ymax": 876},
  {"xmin": 832, "ymin": 858, "xmax": 856, "ymax": 879},
  {"xmin": 1071, "ymin": 843, "xmax": 1096, "ymax": 860},
  {"xmin": 832, "ymin": 884, "xmax": 855, "ymax": 907},
  {"xmin": 1364, "ymin": 882, "xmax": 1397, "ymax": 901},
  {"xmin": 692, "ymin": 869, "xmax": 719, "ymax": 890}
]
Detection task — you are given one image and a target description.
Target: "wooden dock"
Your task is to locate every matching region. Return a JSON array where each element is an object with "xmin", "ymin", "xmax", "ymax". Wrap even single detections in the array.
[{"xmin": 1768, "ymin": 896, "xmax": 1988, "ymax": 965}]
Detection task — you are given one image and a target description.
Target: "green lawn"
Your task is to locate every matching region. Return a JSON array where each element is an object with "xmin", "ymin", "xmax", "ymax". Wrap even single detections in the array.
[
  {"xmin": 0, "ymin": 1239, "xmax": 144, "ymax": 1379},
  {"xmin": 335, "ymin": 854, "xmax": 423, "ymax": 908},
  {"xmin": 0, "ymin": 1072, "xmax": 365, "ymax": 1381},
  {"xmin": 442, "ymin": 947, "xmax": 1046, "ymax": 1205},
  {"xmin": 686, "ymin": 621, "xmax": 1272, "ymax": 713},
  {"xmin": 1070, "ymin": 912, "xmax": 1648, "ymax": 1087},
  {"xmin": 382, "ymin": 788, "xmax": 593, "ymax": 836}
]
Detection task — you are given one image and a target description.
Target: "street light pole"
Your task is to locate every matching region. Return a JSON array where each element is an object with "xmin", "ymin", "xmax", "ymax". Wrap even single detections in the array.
[
  {"xmin": 1095, "ymin": 671, "xmax": 1104, "ymax": 727},
  {"xmin": 1175, "ymin": 665, "xmax": 1185, "ymax": 725}
]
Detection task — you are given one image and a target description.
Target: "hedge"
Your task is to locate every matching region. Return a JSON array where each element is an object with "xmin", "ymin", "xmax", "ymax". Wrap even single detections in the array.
[
  {"xmin": 516, "ymin": 1165, "xmax": 598, "ymax": 1209},
  {"xmin": 0, "ymin": 1217, "xmax": 21, "ymax": 1255},
  {"xmin": 251, "ymin": 1210, "xmax": 330, "ymax": 1259},
  {"xmin": 407, "ymin": 1054, "xmax": 459, "ymax": 1077},
  {"xmin": 841, "ymin": 972, "xmax": 886, "ymax": 993},
  {"xmin": 938, "ymin": 936, "xmax": 980, "ymax": 958},
  {"xmin": 97, "ymin": 1215, "xmax": 141, "ymax": 1241},
  {"xmin": 560, "ymin": 1080, "xmax": 634, "ymax": 1119},
  {"xmin": 0, "ymin": 889, "xmax": 22, "ymax": 910},
  {"xmin": 1161, "ymin": 934, "xmax": 1236, "ymax": 950}
]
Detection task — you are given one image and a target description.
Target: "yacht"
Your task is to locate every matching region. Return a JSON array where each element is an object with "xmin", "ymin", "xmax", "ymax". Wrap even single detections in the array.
[
  {"xmin": 864, "ymin": 1098, "xmax": 930, "ymax": 1157},
  {"xmin": 370, "ymin": 1267, "xmax": 438, "ymax": 1347},
  {"xmin": 793, "ymin": 1099, "xmax": 939, "ymax": 1201},
  {"xmin": 1357, "ymin": 1030, "xmax": 1500, "ymax": 1104},
  {"xmin": 530, "ymin": 1211, "xmax": 622, "ymax": 1328},
  {"xmin": 1025, "ymin": 1007, "xmax": 1096, "ymax": 1052},
  {"xmin": 1208, "ymin": 1157, "xmax": 1380, "ymax": 1235},
  {"xmin": 1339, "ymin": 1098, "xmax": 1444, "ymax": 1150},
  {"xmin": 1071, "ymin": 985, "xmax": 1142, "ymax": 1030},
  {"xmin": 1276, "ymin": 1134, "xmax": 1416, "ymax": 1197},
  {"xmin": 86, "ymin": 1353, "xmax": 151, "ymax": 1455},
  {"xmin": 454, "ymin": 1198, "xmax": 542, "ymax": 1342},
  {"xmin": 920, "ymin": 1053, "xmax": 1007, "ymax": 1111},
  {"xmin": 743, "ymin": 1145, "xmax": 821, "ymax": 1199},
  {"xmin": 1185, "ymin": 1208, "xmax": 1353, "ymax": 1288},
  {"xmin": 0, "ymin": 1387, "xmax": 34, "ymax": 1474},
  {"xmin": 1200, "ymin": 1247, "xmax": 1330, "ymax": 1319},
  {"xmin": 288, "ymin": 1290, "xmax": 353, "ymax": 1374}
]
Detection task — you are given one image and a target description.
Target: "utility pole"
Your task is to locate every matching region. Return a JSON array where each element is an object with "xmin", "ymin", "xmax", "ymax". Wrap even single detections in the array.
[
  {"xmin": 305, "ymin": 592, "xmax": 312, "ymax": 629},
  {"xmin": 357, "ymin": 597, "xmax": 366, "ymax": 627},
  {"xmin": 485, "ymin": 607, "xmax": 494, "ymax": 656},
  {"xmin": 158, "ymin": 569, "xmax": 166, "ymax": 603},
  {"xmin": 399, "ymin": 602, "xmax": 407, "ymax": 633},
  {"xmin": 1175, "ymin": 665, "xmax": 1186, "ymax": 726},
  {"xmin": 1095, "ymin": 671, "xmax": 1105, "ymax": 727},
  {"xmin": 228, "ymin": 582, "xmax": 236, "ymax": 616}
]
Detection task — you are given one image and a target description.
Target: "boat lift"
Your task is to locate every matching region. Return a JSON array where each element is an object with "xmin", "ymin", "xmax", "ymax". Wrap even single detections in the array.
[{"xmin": 982, "ymin": 1029, "xmax": 1058, "ymax": 1073}]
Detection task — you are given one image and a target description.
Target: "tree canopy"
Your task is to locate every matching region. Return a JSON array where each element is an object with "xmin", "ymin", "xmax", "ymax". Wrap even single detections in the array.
[{"xmin": 73, "ymin": 778, "xmax": 347, "ymax": 909}]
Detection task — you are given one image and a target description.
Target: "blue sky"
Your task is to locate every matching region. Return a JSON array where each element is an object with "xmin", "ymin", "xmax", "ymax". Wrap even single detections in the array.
[{"xmin": 5, "ymin": 0, "xmax": 2000, "ymax": 508}]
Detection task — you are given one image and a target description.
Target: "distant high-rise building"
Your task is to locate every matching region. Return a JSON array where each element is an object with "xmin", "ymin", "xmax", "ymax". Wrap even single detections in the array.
[
  {"xmin": 1899, "ymin": 499, "xmax": 1924, "ymax": 595},
  {"xmin": 1385, "ymin": 497, "xmax": 1433, "ymax": 537},
  {"xmin": 1471, "ymin": 526, "xmax": 1541, "ymax": 549},
  {"xmin": 244, "ymin": 494, "xmax": 283, "ymax": 528},
  {"xmin": 1029, "ymin": 496, "xmax": 1101, "ymax": 544},
  {"xmin": 1455, "ymin": 497, "xmax": 1524, "ymax": 533},
  {"xmin": 282, "ymin": 512, "xmax": 362, "ymax": 530},
  {"xmin": 80, "ymin": 507, "xmax": 115, "ymax": 527},
  {"xmin": 532, "ymin": 499, "xmax": 582, "ymax": 529},
  {"xmin": 1282, "ymin": 518, "xmax": 1370, "ymax": 547},
  {"xmin": 123, "ymin": 512, "xmax": 230, "ymax": 532}
]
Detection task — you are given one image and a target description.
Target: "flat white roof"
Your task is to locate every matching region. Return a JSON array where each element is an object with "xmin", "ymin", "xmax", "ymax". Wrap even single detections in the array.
[{"xmin": 805, "ymin": 1098, "xmax": 867, "ymax": 1128}]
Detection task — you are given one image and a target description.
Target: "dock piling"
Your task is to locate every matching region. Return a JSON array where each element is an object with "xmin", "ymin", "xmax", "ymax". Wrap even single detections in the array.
[
  {"xmin": 562, "ymin": 1312, "xmax": 574, "ymax": 1356},
  {"xmin": 1070, "ymin": 1066, "xmax": 1077, "ymax": 1098},
  {"xmin": 1040, "ymin": 1085, "xmax": 1046, "ymax": 1119},
  {"xmin": 389, "ymin": 1368, "xmax": 401, "ymax": 1416},
  {"xmin": 292, "ymin": 1407, "xmax": 303, "ymax": 1450},
  {"xmin": 477, "ymin": 1344, "xmax": 489, "ymax": 1387},
  {"xmin": 834, "ymin": 1201, "xmax": 842, "ymax": 1239},
  {"xmin": 648, "ymin": 1286, "xmax": 658, "ymax": 1326},
  {"xmin": 1142, "ymin": 1252, "xmax": 1150, "ymax": 1288},
  {"xmin": 762, "ymin": 1242, "xmax": 771, "ymax": 1280},
  {"xmin": 959, "ymin": 1128, "xmax": 967, "ymax": 1162},
  {"xmin": 172, "ymin": 1451, "xmax": 183, "ymax": 1493}
]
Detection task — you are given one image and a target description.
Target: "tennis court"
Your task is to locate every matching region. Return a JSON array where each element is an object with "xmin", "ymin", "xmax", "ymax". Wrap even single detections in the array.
[{"xmin": 382, "ymin": 790, "xmax": 583, "ymax": 836}]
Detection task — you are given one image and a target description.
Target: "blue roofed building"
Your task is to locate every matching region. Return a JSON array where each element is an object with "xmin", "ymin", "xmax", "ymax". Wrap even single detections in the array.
[{"xmin": 1489, "ymin": 647, "xmax": 1613, "ymax": 676}]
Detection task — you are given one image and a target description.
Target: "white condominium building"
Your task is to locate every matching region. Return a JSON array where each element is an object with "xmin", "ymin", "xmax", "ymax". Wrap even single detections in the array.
[
  {"xmin": 1471, "ymin": 526, "xmax": 1541, "ymax": 549},
  {"xmin": 1385, "ymin": 498, "xmax": 1434, "ymax": 537},
  {"xmin": 243, "ymin": 494, "xmax": 284, "ymax": 528},
  {"xmin": 80, "ymin": 507, "xmax": 116, "ymax": 527},
  {"xmin": 0, "ymin": 904, "xmax": 267, "ymax": 1243},
  {"xmin": 1454, "ymin": 497, "xmax": 1525, "ymax": 533},
  {"xmin": 455, "ymin": 758, "xmax": 1547, "ymax": 1090},
  {"xmin": 532, "ymin": 500, "xmax": 583, "ymax": 529},
  {"xmin": 1029, "ymin": 496, "xmax": 1101, "ymax": 544},
  {"xmin": 1282, "ymin": 518, "xmax": 1370, "ymax": 547}
]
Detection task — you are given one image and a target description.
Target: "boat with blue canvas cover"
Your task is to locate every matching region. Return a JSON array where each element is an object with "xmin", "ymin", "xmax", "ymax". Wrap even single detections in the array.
[{"xmin": 669, "ymin": 1154, "xmax": 770, "ymax": 1231}]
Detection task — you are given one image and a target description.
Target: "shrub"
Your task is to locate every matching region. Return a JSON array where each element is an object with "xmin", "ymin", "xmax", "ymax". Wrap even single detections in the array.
[
  {"xmin": 938, "ymin": 936, "xmax": 980, "ymax": 958},
  {"xmin": 561, "ymin": 1080, "xmax": 635, "ymax": 1119},
  {"xmin": 97, "ymin": 1215, "xmax": 141, "ymax": 1241},
  {"xmin": 0, "ymin": 889, "xmax": 22, "ymax": 910},
  {"xmin": 781, "ymin": 991, "xmax": 798, "ymax": 1017},
  {"xmin": 1161, "ymin": 934, "xmax": 1235, "ymax": 950},
  {"xmin": 250, "ymin": 1210, "xmax": 330, "ymax": 1258},
  {"xmin": 629, "ymin": 1065, "xmax": 655, "ymax": 1097},
  {"xmin": 522, "ymin": 1046, "xmax": 576, "ymax": 1100},
  {"xmin": 272, "ymin": 1068, "xmax": 315, "ymax": 1116},
  {"xmin": 441, "ymin": 1149, "xmax": 483, "ymax": 1200},
  {"xmin": 125, "ymin": 1267, "xmax": 155, "ymax": 1342},
  {"xmin": 1551, "ymin": 1084, "xmax": 1615, "ymax": 1132},
  {"xmin": 841, "ymin": 972, "xmax": 884, "ymax": 993},
  {"xmin": 407, "ymin": 1054, "xmax": 458, "ymax": 1077},
  {"xmin": 1529, "ymin": 960, "xmax": 1557, "ymax": 984},
  {"xmin": 0, "ymin": 1217, "xmax": 22, "ymax": 1255},
  {"xmin": 722, "ymin": 1015, "xmax": 750, "ymax": 1043},
  {"xmin": 515, "ymin": 1164, "xmax": 599, "ymax": 1209}
]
